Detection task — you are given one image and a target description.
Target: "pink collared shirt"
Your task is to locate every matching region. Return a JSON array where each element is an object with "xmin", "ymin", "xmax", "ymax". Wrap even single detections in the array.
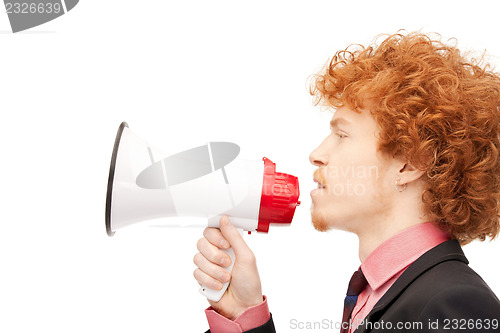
[
  {"xmin": 349, "ymin": 222, "xmax": 451, "ymax": 332},
  {"xmin": 205, "ymin": 295, "xmax": 270, "ymax": 332},
  {"xmin": 205, "ymin": 222, "xmax": 451, "ymax": 333}
]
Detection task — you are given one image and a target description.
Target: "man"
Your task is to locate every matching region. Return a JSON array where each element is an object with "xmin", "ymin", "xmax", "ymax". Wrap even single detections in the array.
[{"xmin": 193, "ymin": 32, "xmax": 500, "ymax": 332}]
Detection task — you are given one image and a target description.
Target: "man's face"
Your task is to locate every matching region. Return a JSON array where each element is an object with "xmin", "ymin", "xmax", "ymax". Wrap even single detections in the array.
[{"xmin": 309, "ymin": 106, "xmax": 399, "ymax": 235}]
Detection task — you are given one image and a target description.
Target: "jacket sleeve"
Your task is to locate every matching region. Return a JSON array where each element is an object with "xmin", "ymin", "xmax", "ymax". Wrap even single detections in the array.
[{"xmin": 417, "ymin": 284, "xmax": 500, "ymax": 332}]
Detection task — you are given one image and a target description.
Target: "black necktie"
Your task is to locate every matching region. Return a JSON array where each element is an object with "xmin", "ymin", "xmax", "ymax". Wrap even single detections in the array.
[{"xmin": 340, "ymin": 268, "xmax": 368, "ymax": 333}]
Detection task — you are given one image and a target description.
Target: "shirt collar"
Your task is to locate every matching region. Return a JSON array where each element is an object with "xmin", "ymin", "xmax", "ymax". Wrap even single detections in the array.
[{"xmin": 360, "ymin": 222, "xmax": 451, "ymax": 291}]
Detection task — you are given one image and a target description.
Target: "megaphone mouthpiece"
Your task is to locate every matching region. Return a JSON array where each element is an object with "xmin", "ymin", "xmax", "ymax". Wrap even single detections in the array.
[{"xmin": 256, "ymin": 157, "xmax": 300, "ymax": 233}]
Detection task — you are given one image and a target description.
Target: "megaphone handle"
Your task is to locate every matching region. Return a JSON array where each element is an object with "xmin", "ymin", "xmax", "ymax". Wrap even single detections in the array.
[{"xmin": 199, "ymin": 246, "xmax": 235, "ymax": 302}]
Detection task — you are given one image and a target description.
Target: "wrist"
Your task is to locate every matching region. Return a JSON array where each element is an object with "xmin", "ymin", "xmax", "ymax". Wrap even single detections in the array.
[{"xmin": 229, "ymin": 295, "xmax": 265, "ymax": 320}]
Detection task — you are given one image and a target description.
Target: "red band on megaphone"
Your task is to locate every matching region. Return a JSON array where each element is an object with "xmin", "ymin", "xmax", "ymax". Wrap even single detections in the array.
[{"xmin": 257, "ymin": 157, "xmax": 300, "ymax": 233}]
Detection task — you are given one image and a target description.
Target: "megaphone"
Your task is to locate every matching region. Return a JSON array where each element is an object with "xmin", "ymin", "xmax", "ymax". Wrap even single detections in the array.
[{"xmin": 105, "ymin": 122, "xmax": 300, "ymax": 301}]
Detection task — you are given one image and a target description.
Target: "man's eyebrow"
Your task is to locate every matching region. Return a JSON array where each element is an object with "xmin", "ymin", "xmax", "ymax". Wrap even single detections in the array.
[{"xmin": 329, "ymin": 117, "xmax": 352, "ymax": 129}]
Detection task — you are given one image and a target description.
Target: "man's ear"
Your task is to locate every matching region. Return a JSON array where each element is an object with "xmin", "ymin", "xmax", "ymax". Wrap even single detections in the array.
[{"xmin": 398, "ymin": 162, "xmax": 426, "ymax": 185}]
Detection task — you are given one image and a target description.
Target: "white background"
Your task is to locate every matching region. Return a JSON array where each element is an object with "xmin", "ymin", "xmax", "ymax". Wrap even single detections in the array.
[{"xmin": 1, "ymin": 1, "xmax": 499, "ymax": 332}]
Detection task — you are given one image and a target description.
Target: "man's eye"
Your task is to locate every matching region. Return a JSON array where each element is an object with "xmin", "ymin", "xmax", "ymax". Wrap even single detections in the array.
[{"xmin": 336, "ymin": 133, "xmax": 347, "ymax": 139}]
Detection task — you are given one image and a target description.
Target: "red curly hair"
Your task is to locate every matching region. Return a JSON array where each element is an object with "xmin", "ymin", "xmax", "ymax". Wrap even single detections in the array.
[{"xmin": 309, "ymin": 32, "xmax": 500, "ymax": 245}]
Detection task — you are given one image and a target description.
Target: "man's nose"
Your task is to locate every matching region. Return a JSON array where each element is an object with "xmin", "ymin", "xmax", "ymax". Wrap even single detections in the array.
[{"xmin": 309, "ymin": 146, "xmax": 328, "ymax": 167}]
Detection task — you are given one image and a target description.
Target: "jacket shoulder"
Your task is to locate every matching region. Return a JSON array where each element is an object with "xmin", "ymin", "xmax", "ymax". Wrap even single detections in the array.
[
  {"xmin": 357, "ymin": 240, "xmax": 500, "ymax": 333},
  {"xmin": 414, "ymin": 260, "xmax": 500, "ymax": 319},
  {"xmin": 373, "ymin": 260, "xmax": 500, "ymax": 326}
]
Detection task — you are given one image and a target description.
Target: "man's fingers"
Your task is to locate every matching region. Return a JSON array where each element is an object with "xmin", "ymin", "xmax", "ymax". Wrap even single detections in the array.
[
  {"xmin": 203, "ymin": 227, "xmax": 230, "ymax": 249},
  {"xmin": 219, "ymin": 216, "xmax": 255, "ymax": 262},
  {"xmin": 196, "ymin": 237, "xmax": 231, "ymax": 267},
  {"xmin": 193, "ymin": 268, "xmax": 223, "ymax": 291},
  {"xmin": 193, "ymin": 252, "xmax": 231, "ymax": 284}
]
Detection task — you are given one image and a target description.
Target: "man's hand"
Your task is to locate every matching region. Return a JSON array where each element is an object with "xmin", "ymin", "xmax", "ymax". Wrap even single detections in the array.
[{"xmin": 193, "ymin": 216, "xmax": 264, "ymax": 320}]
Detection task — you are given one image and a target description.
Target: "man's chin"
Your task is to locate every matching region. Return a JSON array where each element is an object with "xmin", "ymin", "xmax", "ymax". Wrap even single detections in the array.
[
  {"xmin": 311, "ymin": 210, "xmax": 330, "ymax": 232},
  {"xmin": 312, "ymin": 221, "xmax": 330, "ymax": 232}
]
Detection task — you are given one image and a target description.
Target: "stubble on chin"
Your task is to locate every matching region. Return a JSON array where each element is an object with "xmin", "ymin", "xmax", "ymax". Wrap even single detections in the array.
[{"xmin": 311, "ymin": 206, "xmax": 330, "ymax": 232}]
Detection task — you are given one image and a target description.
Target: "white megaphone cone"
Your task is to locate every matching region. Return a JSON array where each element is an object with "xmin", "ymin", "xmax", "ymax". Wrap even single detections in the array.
[{"xmin": 105, "ymin": 122, "xmax": 300, "ymax": 301}]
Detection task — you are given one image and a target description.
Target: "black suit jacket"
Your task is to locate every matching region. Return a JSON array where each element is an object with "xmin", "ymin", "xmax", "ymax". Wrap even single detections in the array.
[{"xmin": 206, "ymin": 239, "xmax": 500, "ymax": 332}]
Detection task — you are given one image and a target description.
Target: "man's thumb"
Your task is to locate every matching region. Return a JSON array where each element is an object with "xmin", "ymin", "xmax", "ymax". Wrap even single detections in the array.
[{"xmin": 219, "ymin": 215, "xmax": 250, "ymax": 257}]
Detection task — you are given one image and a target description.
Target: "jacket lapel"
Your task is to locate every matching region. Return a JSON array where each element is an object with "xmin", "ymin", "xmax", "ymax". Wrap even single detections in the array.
[{"xmin": 354, "ymin": 239, "xmax": 468, "ymax": 332}]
